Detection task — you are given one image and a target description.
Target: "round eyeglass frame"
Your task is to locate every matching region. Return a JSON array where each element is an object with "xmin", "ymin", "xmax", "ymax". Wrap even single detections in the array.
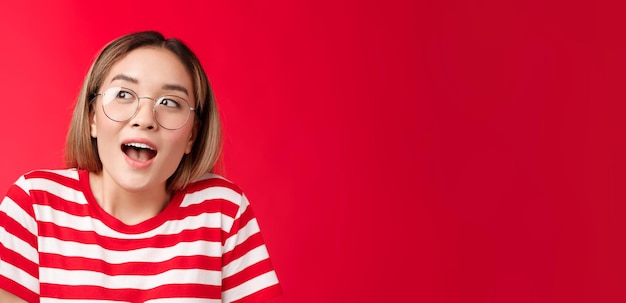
[{"xmin": 93, "ymin": 86, "xmax": 195, "ymax": 130}]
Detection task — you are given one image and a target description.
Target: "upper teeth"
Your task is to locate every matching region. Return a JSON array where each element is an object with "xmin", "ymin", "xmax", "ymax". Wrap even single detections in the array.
[{"xmin": 125, "ymin": 143, "xmax": 155, "ymax": 150}]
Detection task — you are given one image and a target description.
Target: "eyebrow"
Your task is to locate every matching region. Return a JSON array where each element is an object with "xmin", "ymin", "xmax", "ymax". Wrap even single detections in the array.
[
  {"xmin": 111, "ymin": 74, "xmax": 138, "ymax": 84},
  {"xmin": 161, "ymin": 84, "xmax": 189, "ymax": 97},
  {"xmin": 110, "ymin": 74, "xmax": 190, "ymax": 96}
]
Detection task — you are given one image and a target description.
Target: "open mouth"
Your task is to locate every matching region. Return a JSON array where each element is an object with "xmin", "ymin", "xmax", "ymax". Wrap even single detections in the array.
[{"xmin": 122, "ymin": 142, "xmax": 157, "ymax": 162}]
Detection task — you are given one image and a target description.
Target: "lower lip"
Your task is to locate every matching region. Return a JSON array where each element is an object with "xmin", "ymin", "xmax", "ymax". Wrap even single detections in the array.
[{"xmin": 123, "ymin": 153, "xmax": 155, "ymax": 169}]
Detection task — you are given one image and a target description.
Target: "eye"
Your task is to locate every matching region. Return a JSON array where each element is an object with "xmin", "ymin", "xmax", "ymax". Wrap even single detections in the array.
[
  {"xmin": 158, "ymin": 97, "xmax": 182, "ymax": 108},
  {"xmin": 116, "ymin": 90, "xmax": 134, "ymax": 99},
  {"xmin": 102, "ymin": 87, "xmax": 135, "ymax": 105}
]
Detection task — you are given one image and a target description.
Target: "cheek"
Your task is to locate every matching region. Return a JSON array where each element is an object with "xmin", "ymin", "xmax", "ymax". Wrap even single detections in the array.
[
  {"xmin": 91, "ymin": 112, "xmax": 110, "ymax": 137},
  {"xmin": 91, "ymin": 105, "xmax": 115, "ymax": 137},
  {"xmin": 92, "ymin": 111, "xmax": 122, "ymax": 145},
  {"xmin": 170, "ymin": 133, "xmax": 193, "ymax": 155}
]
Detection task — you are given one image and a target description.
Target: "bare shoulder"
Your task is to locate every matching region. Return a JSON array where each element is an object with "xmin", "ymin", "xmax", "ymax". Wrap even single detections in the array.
[{"xmin": 0, "ymin": 289, "xmax": 27, "ymax": 303}]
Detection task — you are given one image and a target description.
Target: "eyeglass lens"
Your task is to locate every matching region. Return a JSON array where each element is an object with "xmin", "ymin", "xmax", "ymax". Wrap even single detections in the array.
[{"xmin": 100, "ymin": 87, "xmax": 192, "ymax": 130}]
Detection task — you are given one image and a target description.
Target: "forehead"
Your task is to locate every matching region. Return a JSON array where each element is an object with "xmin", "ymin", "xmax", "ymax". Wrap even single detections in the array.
[{"xmin": 104, "ymin": 47, "xmax": 193, "ymax": 96}]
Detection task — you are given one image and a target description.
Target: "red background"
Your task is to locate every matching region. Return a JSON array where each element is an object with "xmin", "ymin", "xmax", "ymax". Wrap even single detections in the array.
[{"xmin": 1, "ymin": 0, "xmax": 624, "ymax": 302}]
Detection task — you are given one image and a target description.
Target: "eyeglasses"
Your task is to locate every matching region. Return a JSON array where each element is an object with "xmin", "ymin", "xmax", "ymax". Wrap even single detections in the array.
[{"xmin": 95, "ymin": 87, "xmax": 195, "ymax": 130}]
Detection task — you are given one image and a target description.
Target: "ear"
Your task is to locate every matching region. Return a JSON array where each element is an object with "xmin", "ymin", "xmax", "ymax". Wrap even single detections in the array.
[
  {"xmin": 184, "ymin": 120, "xmax": 200, "ymax": 154},
  {"xmin": 90, "ymin": 107, "xmax": 97, "ymax": 138}
]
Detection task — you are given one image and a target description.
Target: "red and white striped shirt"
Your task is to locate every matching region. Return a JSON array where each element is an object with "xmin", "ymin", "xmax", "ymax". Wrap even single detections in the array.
[{"xmin": 0, "ymin": 169, "xmax": 281, "ymax": 303}]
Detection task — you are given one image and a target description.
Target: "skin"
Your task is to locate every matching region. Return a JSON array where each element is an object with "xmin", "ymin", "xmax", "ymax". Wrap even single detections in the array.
[
  {"xmin": 0, "ymin": 47, "xmax": 199, "ymax": 301},
  {"xmin": 0, "ymin": 289, "xmax": 26, "ymax": 303},
  {"xmin": 89, "ymin": 46, "xmax": 198, "ymax": 225}
]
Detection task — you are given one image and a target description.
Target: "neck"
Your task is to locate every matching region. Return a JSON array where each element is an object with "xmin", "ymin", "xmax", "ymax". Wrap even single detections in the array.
[{"xmin": 89, "ymin": 171, "xmax": 171, "ymax": 225}]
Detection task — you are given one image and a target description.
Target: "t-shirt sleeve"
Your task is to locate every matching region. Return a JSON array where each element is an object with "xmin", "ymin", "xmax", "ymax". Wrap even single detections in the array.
[
  {"xmin": 0, "ymin": 175, "xmax": 40, "ymax": 302},
  {"xmin": 221, "ymin": 193, "xmax": 282, "ymax": 303}
]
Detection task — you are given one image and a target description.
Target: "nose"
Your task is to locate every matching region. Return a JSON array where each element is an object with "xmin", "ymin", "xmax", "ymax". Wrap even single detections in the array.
[{"xmin": 129, "ymin": 97, "xmax": 157, "ymax": 130}]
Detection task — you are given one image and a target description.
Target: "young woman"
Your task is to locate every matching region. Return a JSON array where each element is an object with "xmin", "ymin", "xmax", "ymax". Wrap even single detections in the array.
[{"xmin": 0, "ymin": 31, "xmax": 281, "ymax": 303}]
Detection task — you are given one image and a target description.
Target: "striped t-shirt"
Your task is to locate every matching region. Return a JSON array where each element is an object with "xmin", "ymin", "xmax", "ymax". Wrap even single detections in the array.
[{"xmin": 0, "ymin": 169, "xmax": 281, "ymax": 302}]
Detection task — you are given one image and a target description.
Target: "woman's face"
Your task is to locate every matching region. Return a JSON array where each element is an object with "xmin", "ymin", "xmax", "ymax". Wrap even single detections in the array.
[{"xmin": 90, "ymin": 46, "xmax": 197, "ymax": 193}]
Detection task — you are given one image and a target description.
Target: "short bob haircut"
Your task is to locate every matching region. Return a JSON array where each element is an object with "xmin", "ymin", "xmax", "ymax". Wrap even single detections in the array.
[{"xmin": 65, "ymin": 31, "xmax": 222, "ymax": 191}]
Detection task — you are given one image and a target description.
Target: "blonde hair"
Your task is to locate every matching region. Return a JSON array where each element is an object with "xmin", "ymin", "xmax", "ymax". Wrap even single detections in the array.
[{"xmin": 65, "ymin": 31, "xmax": 222, "ymax": 191}]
